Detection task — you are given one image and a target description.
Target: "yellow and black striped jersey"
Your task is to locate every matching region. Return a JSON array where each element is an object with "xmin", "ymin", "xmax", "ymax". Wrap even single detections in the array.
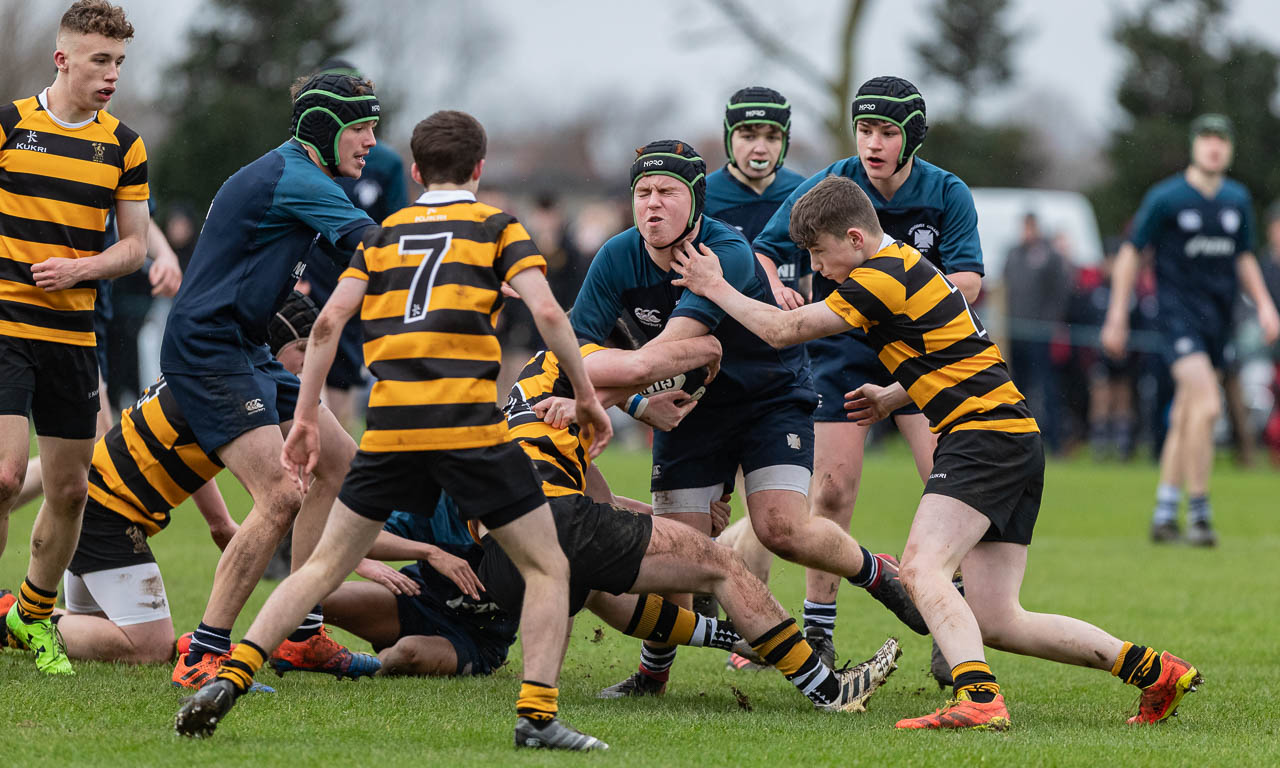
[
  {"xmin": 340, "ymin": 193, "xmax": 546, "ymax": 452},
  {"xmin": 0, "ymin": 93, "xmax": 149, "ymax": 346},
  {"xmin": 825, "ymin": 240, "xmax": 1037, "ymax": 435},
  {"xmin": 87, "ymin": 376, "xmax": 224, "ymax": 536},
  {"xmin": 504, "ymin": 344, "xmax": 606, "ymax": 497}
]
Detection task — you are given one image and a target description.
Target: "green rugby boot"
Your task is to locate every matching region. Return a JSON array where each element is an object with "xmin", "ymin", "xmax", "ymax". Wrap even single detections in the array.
[{"xmin": 6, "ymin": 601, "xmax": 74, "ymax": 675}]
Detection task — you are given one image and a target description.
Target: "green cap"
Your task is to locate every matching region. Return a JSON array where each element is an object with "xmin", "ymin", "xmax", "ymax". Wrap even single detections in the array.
[{"xmin": 1190, "ymin": 113, "xmax": 1234, "ymax": 142}]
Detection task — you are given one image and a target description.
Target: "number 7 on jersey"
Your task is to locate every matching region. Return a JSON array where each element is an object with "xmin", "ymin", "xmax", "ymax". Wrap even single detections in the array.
[{"xmin": 402, "ymin": 232, "xmax": 453, "ymax": 323}]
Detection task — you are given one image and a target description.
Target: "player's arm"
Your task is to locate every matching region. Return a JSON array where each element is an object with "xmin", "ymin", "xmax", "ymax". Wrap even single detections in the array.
[
  {"xmin": 363, "ymin": 531, "xmax": 484, "ymax": 601},
  {"xmin": 1100, "ymin": 241, "xmax": 1143, "ymax": 358},
  {"xmin": 584, "ymin": 336, "xmax": 721, "ymax": 390},
  {"xmin": 31, "ymin": 199, "xmax": 148, "ymax": 290},
  {"xmin": 844, "ymin": 382, "xmax": 912, "ymax": 425},
  {"xmin": 946, "ymin": 271, "xmax": 982, "ymax": 304},
  {"xmin": 191, "ymin": 478, "xmax": 238, "ymax": 551},
  {"xmin": 673, "ymin": 242, "xmax": 849, "ymax": 348},
  {"xmin": 509, "ymin": 266, "xmax": 613, "ymax": 459},
  {"xmin": 1236, "ymin": 252, "xmax": 1280, "ymax": 344},
  {"xmin": 756, "ymin": 252, "xmax": 805, "ymax": 310},
  {"xmin": 281, "ymin": 275, "xmax": 366, "ymax": 487}
]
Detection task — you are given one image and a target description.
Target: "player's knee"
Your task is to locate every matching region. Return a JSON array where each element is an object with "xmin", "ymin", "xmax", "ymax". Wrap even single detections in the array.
[
  {"xmin": 381, "ymin": 640, "xmax": 454, "ymax": 677},
  {"xmin": 1188, "ymin": 396, "xmax": 1221, "ymax": 425},
  {"xmin": 257, "ymin": 486, "xmax": 303, "ymax": 532},
  {"xmin": 42, "ymin": 475, "xmax": 89, "ymax": 513},
  {"xmin": 810, "ymin": 475, "xmax": 856, "ymax": 519},
  {"xmin": 0, "ymin": 464, "xmax": 23, "ymax": 506},
  {"xmin": 754, "ymin": 515, "xmax": 800, "ymax": 561}
]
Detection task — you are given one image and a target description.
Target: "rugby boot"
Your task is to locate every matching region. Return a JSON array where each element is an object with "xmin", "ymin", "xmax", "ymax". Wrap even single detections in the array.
[
  {"xmin": 1126, "ymin": 652, "xmax": 1202, "ymax": 724},
  {"xmin": 895, "ymin": 690, "xmax": 1012, "ymax": 730},
  {"xmin": 725, "ymin": 652, "xmax": 767, "ymax": 671},
  {"xmin": 173, "ymin": 649, "xmax": 229, "ymax": 690},
  {"xmin": 1150, "ymin": 519, "xmax": 1181, "ymax": 543},
  {"xmin": 5, "ymin": 602, "xmax": 73, "ymax": 674},
  {"xmin": 804, "ymin": 624, "xmax": 836, "ymax": 670},
  {"xmin": 175, "ymin": 678, "xmax": 238, "ymax": 738},
  {"xmin": 1185, "ymin": 521, "xmax": 1218, "ymax": 547},
  {"xmin": 269, "ymin": 625, "xmax": 381, "ymax": 679},
  {"xmin": 864, "ymin": 554, "xmax": 929, "ymax": 635},
  {"xmin": 514, "ymin": 717, "xmax": 608, "ymax": 750},
  {"xmin": 818, "ymin": 636, "xmax": 901, "ymax": 713},
  {"xmin": 0, "ymin": 590, "xmax": 17, "ymax": 650},
  {"xmin": 596, "ymin": 670, "xmax": 667, "ymax": 699}
]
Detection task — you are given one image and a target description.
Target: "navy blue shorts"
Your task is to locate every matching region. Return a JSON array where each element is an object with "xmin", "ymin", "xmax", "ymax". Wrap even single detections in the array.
[
  {"xmin": 808, "ymin": 330, "xmax": 920, "ymax": 422},
  {"xmin": 327, "ymin": 318, "xmax": 367, "ymax": 390},
  {"xmin": 164, "ymin": 357, "xmax": 301, "ymax": 454},
  {"xmin": 391, "ymin": 563, "xmax": 516, "ymax": 676},
  {"xmin": 1160, "ymin": 307, "xmax": 1229, "ymax": 369},
  {"xmin": 650, "ymin": 391, "xmax": 817, "ymax": 493}
]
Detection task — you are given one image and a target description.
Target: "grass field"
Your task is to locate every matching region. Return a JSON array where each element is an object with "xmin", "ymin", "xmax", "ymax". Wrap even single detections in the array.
[{"xmin": 2, "ymin": 440, "xmax": 1278, "ymax": 767}]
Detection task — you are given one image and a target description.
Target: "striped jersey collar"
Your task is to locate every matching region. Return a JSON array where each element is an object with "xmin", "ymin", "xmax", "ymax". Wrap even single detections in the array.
[
  {"xmin": 37, "ymin": 87, "xmax": 98, "ymax": 130},
  {"xmin": 416, "ymin": 190, "xmax": 476, "ymax": 206}
]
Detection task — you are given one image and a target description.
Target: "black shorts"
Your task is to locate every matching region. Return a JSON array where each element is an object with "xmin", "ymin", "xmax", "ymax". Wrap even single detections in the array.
[
  {"xmin": 67, "ymin": 499, "xmax": 155, "ymax": 576},
  {"xmin": 338, "ymin": 442, "xmax": 545, "ymax": 530},
  {"xmin": 389, "ymin": 563, "xmax": 518, "ymax": 676},
  {"xmin": 922, "ymin": 429, "xmax": 1044, "ymax": 545},
  {"xmin": 477, "ymin": 493, "xmax": 653, "ymax": 618},
  {"xmin": 0, "ymin": 335, "xmax": 99, "ymax": 439}
]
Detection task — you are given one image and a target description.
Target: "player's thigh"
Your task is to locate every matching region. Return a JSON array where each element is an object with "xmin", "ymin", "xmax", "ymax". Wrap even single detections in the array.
[
  {"xmin": 901, "ymin": 493, "xmax": 991, "ymax": 577},
  {"xmin": 323, "ymin": 580, "xmax": 401, "ymax": 648},
  {"xmin": 119, "ymin": 617, "xmax": 178, "ymax": 660},
  {"xmin": 630, "ymin": 515, "xmax": 727, "ymax": 595},
  {"xmin": 215, "ymin": 424, "xmax": 297, "ymax": 504},
  {"xmin": 308, "ymin": 500, "xmax": 384, "ymax": 576},
  {"xmin": 811, "ymin": 420, "xmax": 870, "ymax": 519},
  {"xmin": 0, "ymin": 414, "xmax": 31, "ymax": 492},
  {"xmin": 960, "ymin": 541, "xmax": 1029, "ymax": 627},
  {"xmin": 1170, "ymin": 352, "xmax": 1218, "ymax": 397},
  {"xmin": 744, "ymin": 488, "xmax": 810, "ymax": 549}
]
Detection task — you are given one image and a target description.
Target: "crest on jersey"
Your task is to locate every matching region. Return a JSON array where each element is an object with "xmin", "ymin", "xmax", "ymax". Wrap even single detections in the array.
[
  {"xmin": 91, "ymin": 142, "xmax": 105, "ymax": 163},
  {"xmin": 1220, "ymin": 208, "xmax": 1241, "ymax": 234},
  {"xmin": 909, "ymin": 223, "xmax": 939, "ymax": 252},
  {"xmin": 1177, "ymin": 209, "xmax": 1202, "ymax": 232}
]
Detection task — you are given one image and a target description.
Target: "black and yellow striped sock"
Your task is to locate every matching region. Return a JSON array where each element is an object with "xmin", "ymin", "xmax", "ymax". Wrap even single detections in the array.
[
  {"xmin": 624, "ymin": 594, "xmax": 738, "ymax": 650},
  {"xmin": 16, "ymin": 578, "xmax": 56, "ymax": 623},
  {"xmin": 1111, "ymin": 642, "xmax": 1162, "ymax": 688},
  {"xmin": 750, "ymin": 618, "xmax": 840, "ymax": 706},
  {"xmin": 215, "ymin": 639, "xmax": 267, "ymax": 695},
  {"xmin": 516, "ymin": 680, "xmax": 558, "ymax": 722},
  {"xmin": 952, "ymin": 660, "xmax": 999, "ymax": 703}
]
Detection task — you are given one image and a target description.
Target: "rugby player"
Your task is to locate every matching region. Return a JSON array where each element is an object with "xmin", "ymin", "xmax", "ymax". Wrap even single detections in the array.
[
  {"xmin": 473, "ymin": 336, "xmax": 901, "ymax": 715},
  {"xmin": 1101, "ymin": 113, "xmax": 1280, "ymax": 546},
  {"xmin": 1, "ymin": 0, "xmax": 149, "ymax": 675},
  {"xmin": 752, "ymin": 77, "xmax": 982, "ymax": 674},
  {"xmin": 572, "ymin": 139, "xmax": 921, "ymax": 698},
  {"xmin": 674, "ymin": 175, "xmax": 1204, "ymax": 730},
  {"xmin": 174, "ymin": 110, "xmax": 615, "ymax": 750},
  {"xmin": 163, "ymin": 71, "xmax": 381, "ymax": 688}
]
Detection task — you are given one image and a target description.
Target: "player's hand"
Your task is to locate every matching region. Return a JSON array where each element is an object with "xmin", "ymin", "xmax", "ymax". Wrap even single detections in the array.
[
  {"xmin": 773, "ymin": 284, "xmax": 806, "ymax": 310},
  {"xmin": 575, "ymin": 395, "xmax": 614, "ymax": 460},
  {"xmin": 709, "ymin": 493, "xmax": 732, "ymax": 537},
  {"xmin": 671, "ymin": 241, "xmax": 725, "ymax": 296},
  {"xmin": 1258, "ymin": 302, "xmax": 1280, "ymax": 346},
  {"xmin": 31, "ymin": 257, "xmax": 85, "ymax": 292},
  {"xmin": 424, "ymin": 547, "xmax": 484, "ymax": 601},
  {"xmin": 844, "ymin": 384, "xmax": 896, "ymax": 425},
  {"xmin": 533, "ymin": 396, "xmax": 576, "ymax": 430},
  {"xmin": 1099, "ymin": 317, "xmax": 1128, "ymax": 360},
  {"xmin": 355, "ymin": 558, "xmax": 420, "ymax": 596},
  {"xmin": 638, "ymin": 389, "xmax": 697, "ymax": 432},
  {"xmin": 148, "ymin": 253, "xmax": 183, "ymax": 297},
  {"xmin": 500, "ymin": 281, "xmax": 522, "ymax": 300},
  {"xmin": 281, "ymin": 418, "xmax": 321, "ymax": 493}
]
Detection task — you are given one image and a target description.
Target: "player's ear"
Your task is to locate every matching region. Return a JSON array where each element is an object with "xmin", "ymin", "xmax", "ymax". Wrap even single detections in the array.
[
  {"xmin": 471, "ymin": 158, "xmax": 485, "ymax": 182},
  {"xmin": 410, "ymin": 162, "xmax": 423, "ymax": 186}
]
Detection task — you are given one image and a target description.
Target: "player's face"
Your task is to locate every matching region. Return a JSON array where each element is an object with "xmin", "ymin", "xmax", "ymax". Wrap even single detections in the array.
[
  {"xmin": 634, "ymin": 175, "xmax": 693, "ymax": 247},
  {"xmin": 276, "ymin": 340, "xmax": 307, "ymax": 375},
  {"xmin": 56, "ymin": 32, "xmax": 127, "ymax": 113},
  {"xmin": 807, "ymin": 232, "xmax": 861, "ymax": 282},
  {"xmin": 856, "ymin": 120, "xmax": 904, "ymax": 181},
  {"xmin": 335, "ymin": 121, "xmax": 378, "ymax": 179},
  {"xmin": 731, "ymin": 124, "xmax": 784, "ymax": 179},
  {"xmin": 1191, "ymin": 133, "xmax": 1232, "ymax": 175}
]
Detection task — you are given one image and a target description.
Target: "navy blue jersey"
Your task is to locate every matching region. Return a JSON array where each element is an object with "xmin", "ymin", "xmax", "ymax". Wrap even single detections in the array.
[
  {"xmin": 571, "ymin": 216, "xmax": 810, "ymax": 405},
  {"xmin": 705, "ymin": 165, "xmax": 806, "ymax": 288},
  {"xmin": 1128, "ymin": 174, "xmax": 1254, "ymax": 321},
  {"xmin": 383, "ymin": 496, "xmax": 502, "ymax": 619},
  {"xmin": 160, "ymin": 140, "xmax": 374, "ymax": 375}
]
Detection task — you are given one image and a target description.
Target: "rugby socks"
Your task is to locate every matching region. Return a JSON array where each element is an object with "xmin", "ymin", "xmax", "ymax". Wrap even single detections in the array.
[
  {"xmin": 624, "ymin": 594, "xmax": 739, "ymax": 650},
  {"xmin": 847, "ymin": 546, "xmax": 879, "ymax": 588},
  {"xmin": 952, "ymin": 661, "xmax": 1000, "ymax": 703},
  {"xmin": 1111, "ymin": 642, "xmax": 1163, "ymax": 689},
  {"xmin": 516, "ymin": 680, "xmax": 558, "ymax": 722},
  {"xmin": 1188, "ymin": 494, "xmax": 1212, "ymax": 526},
  {"xmin": 638, "ymin": 643, "xmax": 678, "ymax": 683},
  {"xmin": 187, "ymin": 622, "xmax": 233, "ymax": 663},
  {"xmin": 802, "ymin": 600, "xmax": 837, "ymax": 641},
  {"xmin": 1153, "ymin": 484, "xmax": 1180, "ymax": 526},
  {"xmin": 750, "ymin": 618, "xmax": 840, "ymax": 706},
  {"xmin": 15, "ymin": 578, "xmax": 56, "ymax": 623},
  {"xmin": 287, "ymin": 606, "xmax": 324, "ymax": 642},
  {"xmin": 216, "ymin": 639, "xmax": 267, "ymax": 696}
]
